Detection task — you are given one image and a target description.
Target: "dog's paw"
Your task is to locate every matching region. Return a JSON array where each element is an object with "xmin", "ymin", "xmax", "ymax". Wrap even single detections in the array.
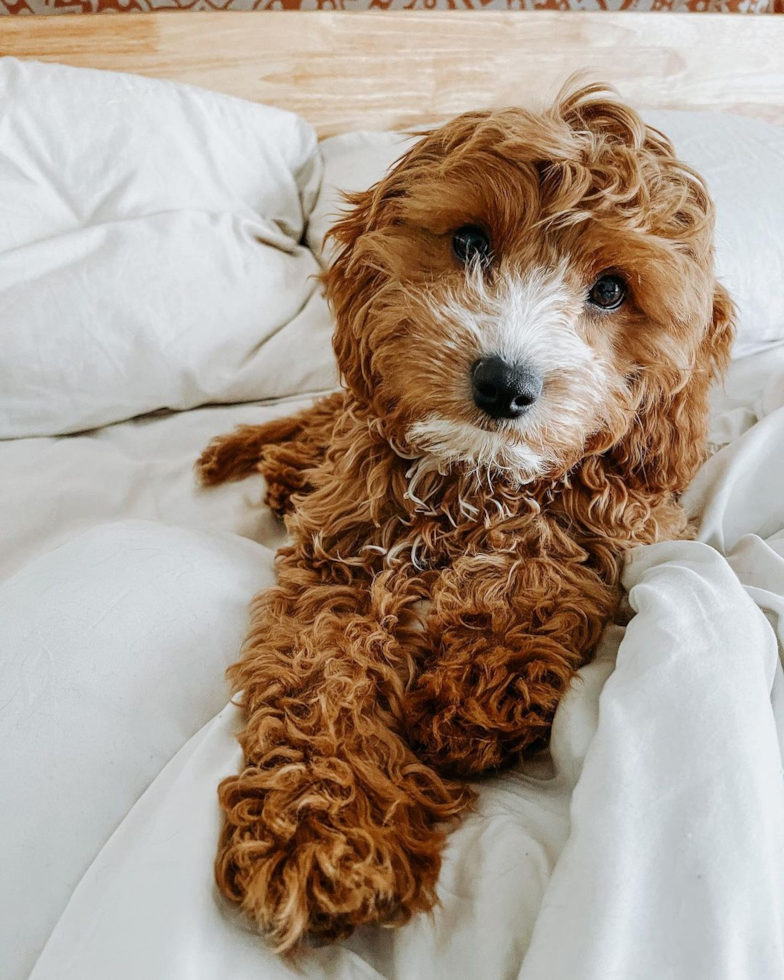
[
  {"xmin": 215, "ymin": 774, "xmax": 444, "ymax": 952},
  {"xmin": 196, "ymin": 416, "xmax": 311, "ymax": 492},
  {"xmin": 409, "ymin": 714, "xmax": 514, "ymax": 776},
  {"xmin": 407, "ymin": 668, "xmax": 557, "ymax": 777},
  {"xmin": 196, "ymin": 429, "xmax": 261, "ymax": 487}
]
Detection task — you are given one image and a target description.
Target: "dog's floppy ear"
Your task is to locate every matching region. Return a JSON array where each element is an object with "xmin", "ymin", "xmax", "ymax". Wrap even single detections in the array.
[
  {"xmin": 607, "ymin": 282, "xmax": 734, "ymax": 496},
  {"xmin": 321, "ymin": 186, "xmax": 388, "ymax": 405},
  {"xmin": 321, "ymin": 134, "xmax": 449, "ymax": 404},
  {"xmin": 321, "ymin": 124, "xmax": 484, "ymax": 405}
]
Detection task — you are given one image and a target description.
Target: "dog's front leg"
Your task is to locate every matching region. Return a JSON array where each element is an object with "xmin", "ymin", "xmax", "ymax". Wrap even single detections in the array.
[
  {"xmin": 215, "ymin": 565, "xmax": 473, "ymax": 952},
  {"xmin": 196, "ymin": 391, "xmax": 344, "ymax": 515},
  {"xmin": 406, "ymin": 551, "xmax": 618, "ymax": 777}
]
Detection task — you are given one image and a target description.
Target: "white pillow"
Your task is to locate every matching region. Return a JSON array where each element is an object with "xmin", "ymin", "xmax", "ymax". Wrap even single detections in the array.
[
  {"xmin": 308, "ymin": 113, "xmax": 784, "ymax": 359},
  {"xmin": 647, "ymin": 110, "xmax": 784, "ymax": 359},
  {"xmin": 0, "ymin": 59, "xmax": 335, "ymax": 439}
]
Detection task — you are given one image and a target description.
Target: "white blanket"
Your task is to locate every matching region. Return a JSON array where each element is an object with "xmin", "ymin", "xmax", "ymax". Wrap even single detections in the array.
[{"xmin": 1, "ymin": 347, "xmax": 781, "ymax": 980}]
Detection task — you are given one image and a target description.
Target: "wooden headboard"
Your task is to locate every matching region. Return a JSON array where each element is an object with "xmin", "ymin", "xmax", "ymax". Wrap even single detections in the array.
[{"xmin": 2, "ymin": 11, "xmax": 784, "ymax": 137}]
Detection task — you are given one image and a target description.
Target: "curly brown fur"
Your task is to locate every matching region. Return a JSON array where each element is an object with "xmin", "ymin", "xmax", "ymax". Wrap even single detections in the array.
[{"xmin": 197, "ymin": 79, "xmax": 734, "ymax": 952}]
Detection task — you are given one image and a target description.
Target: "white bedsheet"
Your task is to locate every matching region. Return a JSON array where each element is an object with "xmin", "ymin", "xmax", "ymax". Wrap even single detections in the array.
[{"xmin": 2, "ymin": 346, "xmax": 783, "ymax": 980}]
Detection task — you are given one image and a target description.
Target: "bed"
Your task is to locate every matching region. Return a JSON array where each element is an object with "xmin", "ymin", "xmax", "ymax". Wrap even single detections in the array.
[{"xmin": 2, "ymin": 13, "xmax": 784, "ymax": 980}]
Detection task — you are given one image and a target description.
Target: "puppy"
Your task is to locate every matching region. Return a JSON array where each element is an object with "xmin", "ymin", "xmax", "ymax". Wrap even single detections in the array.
[{"xmin": 197, "ymin": 80, "xmax": 733, "ymax": 952}]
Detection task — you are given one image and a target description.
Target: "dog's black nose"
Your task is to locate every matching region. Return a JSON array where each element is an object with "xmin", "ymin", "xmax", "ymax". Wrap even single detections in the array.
[{"xmin": 472, "ymin": 356, "xmax": 543, "ymax": 420}]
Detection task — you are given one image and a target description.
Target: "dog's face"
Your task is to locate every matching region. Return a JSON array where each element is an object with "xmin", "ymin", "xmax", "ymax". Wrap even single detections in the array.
[{"xmin": 325, "ymin": 83, "xmax": 733, "ymax": 490}]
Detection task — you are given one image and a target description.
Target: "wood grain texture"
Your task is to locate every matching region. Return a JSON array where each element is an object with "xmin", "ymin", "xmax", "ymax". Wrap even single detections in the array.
[{"xmin": 2, "ymin": 12, "xmax": 783, "ymax": 135}]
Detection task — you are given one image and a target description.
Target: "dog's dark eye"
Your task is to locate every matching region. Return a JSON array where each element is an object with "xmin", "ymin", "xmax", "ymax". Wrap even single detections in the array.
[
  {"xmin": 588, "ymin": 273, "xmax": 627, "ymax": 311},
  {"xmin": 452, "ymin": 225, "xmax": 492, "ymax": 267}
]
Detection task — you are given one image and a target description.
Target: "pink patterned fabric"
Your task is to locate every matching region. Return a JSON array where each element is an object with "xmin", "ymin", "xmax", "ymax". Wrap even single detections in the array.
[{"xmin": 0, "ymin": 0, "xmax": 778, "ymax": 11}]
